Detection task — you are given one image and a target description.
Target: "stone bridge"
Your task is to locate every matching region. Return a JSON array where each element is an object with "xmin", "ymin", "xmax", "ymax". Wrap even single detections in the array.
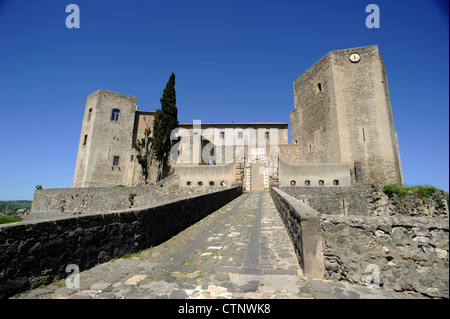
[{"xmin": 9, "ymin": 190, "xmax": 428, "ymax": 299}]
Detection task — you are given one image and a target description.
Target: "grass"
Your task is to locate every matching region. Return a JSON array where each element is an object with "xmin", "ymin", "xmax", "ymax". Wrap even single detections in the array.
[
  {"xmin": 0, "ymin": 216, "xmax": 23, "ymax": 224},
  {"xmin": 383, "ymin": 184, "xmax": 449, "ymax": 203}
]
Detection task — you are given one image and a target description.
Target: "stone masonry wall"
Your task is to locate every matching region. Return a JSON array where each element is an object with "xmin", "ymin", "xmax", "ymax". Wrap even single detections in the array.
[
  {"xmin": 280, "ymin": 184, "xmax": 449, "ymax": 217},
  {"xmin": 269, "ymin": 188, "xmax": 325, "ymax": 278},
  {"xmin": 28, "ymin": 174, "xmax": 227, "ymax": 221},
  {"xmin": 276, "ymin": 185, "xmax": 448, "ymax": 298},
  {"xmin": 0, "ymin": 186, "xmax": 242, "ymax": 299},
  {"xmin": 321, "ymin": 215, "xmax": 449, "ymax": 298}
]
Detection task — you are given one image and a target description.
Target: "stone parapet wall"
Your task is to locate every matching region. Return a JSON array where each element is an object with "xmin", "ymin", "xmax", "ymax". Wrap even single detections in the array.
[
  {"xmin": 279, "ymin": 159, "xmax": 351, "ymax": 187},
  {"xmin": 280, "ymin": 185, "xmax": 449, "ymax": 217},
  {"xmin": 270, "ymin": 186, "xmax": 449, "ymax": 298},
  {"xmin": 269, "ymin": 188, "xmax": 325, "ymax": 278},
  {"xmin": 28, "ymin": 174, "xmax": 227, "ymax": 221},
  {"xmin": 280, "ymin": 184, "xmax": 372, "ymax": 215},
  {"xmin": 0, "ymin": 186, "xmax": 242, "ymax": 299},
  {"xmin": 321, "ymin": 214, "xmax": 449, "ymax": 298}
]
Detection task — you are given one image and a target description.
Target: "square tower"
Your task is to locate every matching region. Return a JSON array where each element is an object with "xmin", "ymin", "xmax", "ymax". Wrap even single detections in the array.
[
  {"xmin": 73, "ymin": 90, "xmax": 138, "ymax": 187},
  {"xmin": 290, "ymin": 45, "xmax": 403, "ymax": 185}
]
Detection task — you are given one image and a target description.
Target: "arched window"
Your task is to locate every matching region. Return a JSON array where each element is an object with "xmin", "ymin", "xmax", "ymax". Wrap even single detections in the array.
[
  {"xmin": 186, "ymin": 181, "xmax": 192, "ymax": 186},
  {"xmin": 220, "ymin": 181, "xmax": 227, "ymax": 187},
  {"xmin": 333, "ymin": 180, "xmax": 339, "ymax": 186},
  {"xmin": 198, "ymin": 181, "xmax": 203, "ymax": 186},
  {"xmin": 209, "ymin": 181, "xmax": 215, "ymax": 186},
  {"xmin": 319, "ymin": 180, "xmax": 324, "ymax": 186},
  {"xmin": 290, "ymin": 180, "xmax": 296, "ymax": 186},
  {"xmin": 111, "ymin": 109, "xmax": 120, "ymax": 121},
  {"xmin": 305, "ymin": 180, "xmax": 310, "ymax": 186}
]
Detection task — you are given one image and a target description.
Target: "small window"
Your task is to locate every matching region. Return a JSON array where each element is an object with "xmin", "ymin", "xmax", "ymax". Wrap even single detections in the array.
[
  {"xmin": 209, "ymin": 181, "xmax": 215, "ymax": 186},
  {"xmin": 220, "ymin": 181, "xmax": 227, "ymax": 186},
  {"xmin": 265, "ymin": 131, "xmax": 270, "ymax": 139},
  {"xmin": 319, "ymin": 180, "xmax": 324, "ymax": 186},
  {"xmin": 333, "ymin": 180, "xmax": 339, "ymax": 186},
  {"xmin": 113, "ymin": 156, "xmax": 120, "ymax": 166},
  {"xmin": 111, "ymin": 109, "xmax": 120, "ymax": 121},
  {"xmin": 220, "ymin": 132, "xmax": 225, "ymax": 139},
  {"xmin": 237, "ymin": 132, "xmax": 243, "ymax": 139},
  {"xmin": 198, "ymin": 181, "xmax": 203, "ymax": 186},
  {"xmin": 305, "ymin": 180, "xmax": 310, "ymax": 186},
  {"xmin": 88, "ymin": 108, "xmax": 92, "ymax": 121},
  {"xmin": 290, "ymin": 180, "xmax": 296, "ymax": 186},
  {"xmin": 83, "ymin": 135, "xmax": 87, "ymax": 145},
  {"xmin": 294, "ymin": 139, "xmax": 298, "ymax": 144},
  {"xmin": 318, "ymin": 83, "xmax": 322, "ymax": 92},
  {"xmin": 130, "ymin": 155, "xmax": 134, "ymax": 161},
  {"xmin": 187, "ymin": 181, "xmax": 192, "ymax": 186}
]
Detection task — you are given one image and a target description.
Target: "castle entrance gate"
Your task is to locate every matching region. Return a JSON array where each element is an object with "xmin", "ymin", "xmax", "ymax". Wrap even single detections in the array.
[{"xmin": 250, "ymin": 160, "xmax": 265, "ymax": 190}]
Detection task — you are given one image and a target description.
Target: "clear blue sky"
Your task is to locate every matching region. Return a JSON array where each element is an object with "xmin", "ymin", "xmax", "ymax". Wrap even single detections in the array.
[{"xmin": 0, "ymin": 0, "xmax": 448, "ymax": 200}]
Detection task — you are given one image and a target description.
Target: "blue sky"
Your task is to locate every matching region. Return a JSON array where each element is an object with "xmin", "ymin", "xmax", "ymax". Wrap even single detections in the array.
[{"xmin": 0, "ymin": 0, "xmax": 448, "ymax": 200}]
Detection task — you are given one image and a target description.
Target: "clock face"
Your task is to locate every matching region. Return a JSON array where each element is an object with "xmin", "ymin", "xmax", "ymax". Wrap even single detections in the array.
[{"xmin": 349, "ymin": 53, "xmax": 361, "ymax": 63}]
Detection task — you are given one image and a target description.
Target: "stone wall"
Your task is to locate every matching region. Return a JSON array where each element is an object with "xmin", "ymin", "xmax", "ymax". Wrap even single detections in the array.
[
  {"xmin": 279, "ymin": 159, "xmax": 351, "ymax": 187},
  {"xmin": 321, "ymin": 214, "xmax": 449, "ymax": 298},
  {"xmin": 175, "ymin": 164, "xmax": 235, "ymax": 188},
  {"xmin": 280, "ymin": 185, "xmax": 449, "ymax": 217},
  {"xmin": 269, "ymin": 188, "xmax": 325, "ymax": 278},
  {"xmin": 28, "ymin": 174, "xmax": 228, "ymax": 221},
  {"xmin": 290, "ymin": 47, "xmax": 340, "ymax": 164},
  {"xmin": 271, "ymin": 186, "xmax": 449, "ymax": 298},
  {"xmin": 0, "ymin": 186, "xmax": 242, "ymax": 299}
]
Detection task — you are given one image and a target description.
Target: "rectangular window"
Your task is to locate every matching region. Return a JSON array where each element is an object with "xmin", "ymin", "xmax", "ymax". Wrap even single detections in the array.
[
  {"xmin": 113, "ymin": 156, "xmax": 120, "ymax": 166},
  {"xmin": 111, "ymin": 109, "xmax": 120, "ymax": 121},
  {"xmin": 237, "ymin": 132, "xmax": 243, "ymax": 139},
  {"xmin": 83, "ymin": 135, "xmax": 87, "ymax": 145},
  {"xmin": 265, "ymin": 131, "xmax": 270, "ymax": 139},
  {"xmin": 220, "ymin": 132, "xmax": 225, "ymax": 139}
]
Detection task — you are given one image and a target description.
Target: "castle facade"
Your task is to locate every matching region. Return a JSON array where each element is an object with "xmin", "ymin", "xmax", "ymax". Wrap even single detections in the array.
[{"xmin": 73, "ymin": 45, "xmax": 403, "ymax": 190}]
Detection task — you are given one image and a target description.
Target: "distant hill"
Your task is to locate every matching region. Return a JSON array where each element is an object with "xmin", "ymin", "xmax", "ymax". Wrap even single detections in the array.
[{"xmin": 0, "ymin": 200, "xmax": 32, "ymax": 214}]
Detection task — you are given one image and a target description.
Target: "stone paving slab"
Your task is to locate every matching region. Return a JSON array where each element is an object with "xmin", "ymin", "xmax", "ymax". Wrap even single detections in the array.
[{"xmin": 12, "ymin": 191, "xmax": 426, "ymax": 300}]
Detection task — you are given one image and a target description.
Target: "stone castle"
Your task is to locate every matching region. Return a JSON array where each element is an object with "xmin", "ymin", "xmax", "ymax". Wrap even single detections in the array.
[
  {"xmin": 73, "ymin": 45, "xmax": 403, "ymax": 190},
  {"xmin": 3, "ymin": 45, "xmax": 448, "ymax": 300}
]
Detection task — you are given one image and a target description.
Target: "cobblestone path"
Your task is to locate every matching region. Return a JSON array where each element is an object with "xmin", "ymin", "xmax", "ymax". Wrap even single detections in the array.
[{"xmin": 13, "ymin": 191, "xmax": 424, "ymax": 299}]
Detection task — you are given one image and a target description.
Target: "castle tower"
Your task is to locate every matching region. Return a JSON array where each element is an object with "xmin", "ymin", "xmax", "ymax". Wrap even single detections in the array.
[
  {"xmin": 73, "ymin": 90, "xmax": 139, "ymax": 187},
  {"xmin": 290, "ymin": 45, "xmax": 403, "ymax": 185}
]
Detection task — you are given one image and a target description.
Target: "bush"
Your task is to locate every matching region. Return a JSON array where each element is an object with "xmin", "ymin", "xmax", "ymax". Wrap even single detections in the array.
[{"xmin": 383, "ymin": 184, "xmax": 449, "ymax": 203}]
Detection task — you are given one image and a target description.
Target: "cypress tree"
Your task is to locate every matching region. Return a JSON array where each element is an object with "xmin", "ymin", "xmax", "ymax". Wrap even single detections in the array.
[{"xmin": 153, "ymin": 73, "xmax": 179, "ymax": 181}]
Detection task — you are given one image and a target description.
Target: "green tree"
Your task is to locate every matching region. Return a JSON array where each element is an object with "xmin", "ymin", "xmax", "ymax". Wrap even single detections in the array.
[
  {"xmin": 134, "ymin": 127, "xmax": 154, "ymax": 186},
  {"xmin": 153, "ymin": 73, "xmax": 178, "ymax": 181}
]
